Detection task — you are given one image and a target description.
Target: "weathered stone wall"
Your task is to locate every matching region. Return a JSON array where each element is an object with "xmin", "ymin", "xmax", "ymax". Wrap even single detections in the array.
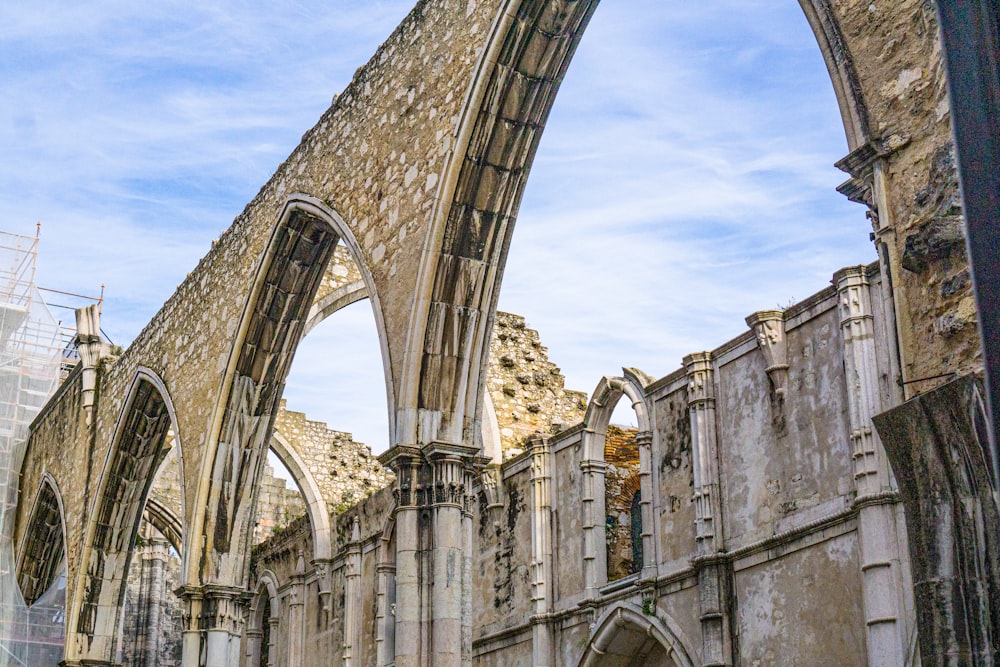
[
  {"xmin": 485, "ymin": 312, "xmax": 587, "ymax": 457},
  {"xmin": 827, "ymin": 0, "xmax": 980, "ymax": 390},
  {"xmin": 247, "ymin": 263, "xmax": 909, "ymax": 666},
  {"xmin": 252, "ymin": 464, "xmax": 306, "ymax": 545},
  {"xmin": 272, "ymin": 402, "xmax": 393, "ymax": 513},
  {"xmin": 10, "ymin": 0, "xmax": 984, "ymax": 663}
]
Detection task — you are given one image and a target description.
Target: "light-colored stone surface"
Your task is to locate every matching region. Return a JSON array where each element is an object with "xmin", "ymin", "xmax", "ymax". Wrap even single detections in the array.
[{"xmin": 9, "ymin": 0, "xmax": 985, "ymax": 664}]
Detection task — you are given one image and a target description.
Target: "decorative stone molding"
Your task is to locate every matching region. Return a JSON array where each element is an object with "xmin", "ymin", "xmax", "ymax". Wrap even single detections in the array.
[
  {"xmin": 74, "ymin": 304, "xmax": 111, "ymax": 426},
  {"xmin": 684, "ymin": 352, "xmax": 720, "ymax": 555},
  {"xmin": 745, "ymin": 310, "xmax": 789, "ymax": 400}
]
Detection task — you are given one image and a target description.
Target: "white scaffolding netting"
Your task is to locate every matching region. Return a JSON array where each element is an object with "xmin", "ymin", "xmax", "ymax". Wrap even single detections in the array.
[{"xmin": 0, "ymin": 231, "xmax": 67, "ymax": 666}]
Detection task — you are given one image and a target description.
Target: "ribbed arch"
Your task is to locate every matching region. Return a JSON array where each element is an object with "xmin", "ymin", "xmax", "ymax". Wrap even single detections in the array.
[
  {"xmin": 189, "ymin": 195, "xmax": 394, "ymax": 593},
  {"xmin": 66, "ymin": 367, "xmax": 180, "ymax": 661},
  {"xmin": 16, "ymin": 472, "xmax": 68, "ymax": 606}
]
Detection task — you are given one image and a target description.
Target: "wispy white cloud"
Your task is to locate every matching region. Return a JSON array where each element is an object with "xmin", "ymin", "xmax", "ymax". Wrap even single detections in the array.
[
  {"xmin": 498, "ymin": 0, "xmax": 874, "ymax": 397},
  {"xmin": 0, "ymin": 1, "xmax": 876, "ymax": 448}
]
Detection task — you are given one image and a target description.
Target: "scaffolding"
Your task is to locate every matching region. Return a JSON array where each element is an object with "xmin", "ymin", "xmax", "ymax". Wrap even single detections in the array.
[{"xmin": 0, "ymin": 229, "xmax": 69, "ymax": 666}]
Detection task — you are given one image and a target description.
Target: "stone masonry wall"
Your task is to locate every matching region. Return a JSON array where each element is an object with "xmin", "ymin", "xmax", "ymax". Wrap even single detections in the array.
[
  {"xmin": 486, "ymin": 312, "xmax": 587, "ymax": 458},
  {"xmin": 253, "ymin": 464, "xmax": 307, "ymax": 545},
  {"xmin": 272, "ymin": 401, "xmax": 393, "ymax": 513},
  {"xmin": 314, "ymin": 245, "xmax": 364, "ymax": 306}
]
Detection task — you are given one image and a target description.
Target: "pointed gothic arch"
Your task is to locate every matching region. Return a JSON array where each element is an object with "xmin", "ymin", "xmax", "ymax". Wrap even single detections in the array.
[
  {"xmin": 65, "ymin": 367, "xmax": 180, "ymax": 662},
  {"xmin": 16, "ymin": 472, "xmax": 68, "ymax": 607},
  {"xmin": 579, "ymin": 370, "xmax": 656, "ymax": 595},
  {"xmin": 185, "ymin": 193, "xmax": 394, "ymax": 600},
  {"xmin": 246, "ymin": 570, "xmax": 280, "ymax": 667},
  {"xmin": 577, "ymin": 602, "xmax": 697, "ymax": 667}
]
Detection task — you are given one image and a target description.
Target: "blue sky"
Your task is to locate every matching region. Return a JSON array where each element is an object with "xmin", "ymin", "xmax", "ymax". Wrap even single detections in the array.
[{"xmin": 0, "ymin": 1, "xmax": 874, "ymax": 455}]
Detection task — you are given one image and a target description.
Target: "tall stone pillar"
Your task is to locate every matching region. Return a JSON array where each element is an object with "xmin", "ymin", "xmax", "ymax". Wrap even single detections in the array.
[
  {"xmin": 374, "ymin": 558, "xmax": 396, "ymax": 666},
  {"xmin": 204, "ymin": 586, "xmax": 248, "ymax": 667},
  {"xmin": 265, "ymin": 617, "xmax": 278, "ymax": 667},
  {"xmin": 836, "ymin": 266, "xmax": 908, "ymax": 666},
  {"xmin": 136, "ymin": 536, "xmax": 171, "ymax": 667},
  {"xmin": 685, "ymin": 352, "xmax": 733, "ymax": 667},
  {"xmin": 635, "ymin": 431, "xmax": 657, "ymax": 582},
  {"xmin": 528, "ymin": 435, "xmax": 555, "ymax": 667},
  {"xmin": 461, "ymin": 460, "xmax": 482, "ymax": 667},
  {"xmin": 178, "ymin": 587, "xmax": 203, "ymax": 667},
  {"xmin": 423, "ymin": 442, "xmax": 477, "ymax": 667},
  {"xmin": 579, "ymin": 455, "xmax": 608, "ymax": 600},
  {"xmin": 287, "ymin": 551, "xmax": 306, "ymax": 667},
  {"xmin": 343, "ymin": 523, "xmax": 362, "ymax": 667},
  {"xmin": 382, "ymin": 446, "xmax": 424, "ymax": 667}
]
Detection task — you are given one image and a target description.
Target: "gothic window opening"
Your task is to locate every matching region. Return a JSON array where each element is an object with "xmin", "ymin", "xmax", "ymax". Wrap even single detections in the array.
[{"xmin": 604, "ymin": 425, "xmax": 642, "ymax": 581}]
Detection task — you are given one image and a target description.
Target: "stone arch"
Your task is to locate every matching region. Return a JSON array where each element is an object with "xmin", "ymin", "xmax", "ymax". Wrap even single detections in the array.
[
  {"xmin": 403, "ymin": 0, "xmax": 875, "ymax": 453},
  {"xmin": 269, "ymin": 430, "xmax": 333, "ymax": 561},
  {"xmin": 187, "ymin": 194, "xmax": 393, "ymax": 591},
  {"xmin": 142, "ymin": 497, "xmax": 183, "ymax": 555},
  {"xmin": 582, "ymin": 371, "xmax": 652, "ymax": 462},
  {"xmin": 246, "ymin": 571, "xmax": 280, "ymax": 667},
  {"xmin": 16, "ymin": 472, "xmax": 68, "ymax": 607},
  {"xmin": 303, "ymin": 279, "xmax": 367, "ymax": 337},
  {"xmin": 795, "ymin": 0, "xmax": 872, "ymax": 149},
  {"xmin": 577, "ymin": 602, "xmax": 697, "ymax": 667},
  {"xmin": 579, "ymin": 370, "xmax": 655, "ymax": 595},
  {"xmin": 66, "ymin": 367, "xmax": 179, "ymax": 662}
]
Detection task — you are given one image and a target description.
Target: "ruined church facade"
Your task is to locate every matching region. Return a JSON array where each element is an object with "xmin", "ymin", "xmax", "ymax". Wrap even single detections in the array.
[{"xmin": 7, "ymin": 0, "xmax": 997, "ymax": 666}]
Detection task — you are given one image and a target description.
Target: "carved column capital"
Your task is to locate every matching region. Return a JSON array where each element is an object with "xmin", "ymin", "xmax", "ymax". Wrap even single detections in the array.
[
  {"xmin": 834, "ymin": 265, "xmax": 874, "ymax": 330},
  {"xmin": 745, "ymin": 310, "xmax": 789, "ymax": 398},
  {"xmin": 684, "ymin": 352, "xmax": 715, "ymax": 408}
]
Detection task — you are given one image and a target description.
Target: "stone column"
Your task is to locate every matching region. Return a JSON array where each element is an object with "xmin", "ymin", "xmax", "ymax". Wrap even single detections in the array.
[
  {"xmin": 685, "ymin": 352, "xmax": 733, "ymax": 667},
  {"xmin": 177, "ymin": 586, "xmax": 203, "ymax": 667},
  {"xmin": 374, "ymin": 559, "xmax": 396, "ymax": 666},
  {"xmin": 287, "ymin": 551, "xmax": 307, "ymax": 667},
  {"xmin": 344, "ymin": 523, "xmax": 362, "ymax": 667},
  {"xmin": 266, "ymin": 617, "xmax": 279, "ymax": 667},
  {"xmin": 528, "ymin": 435, "xmax": 554, "ymax": 667},
  {"xmin": 202, "ymin": 586, "xmax": 248, "ymax": 667},
  {"xmin": 244, "ymin": 627, "xmax": 262, "ymax": 667},
  {"xmin": 836, "ymin": 266, "xmax": 907, "ymax": 666},
  {"xmin": 461, "ymin": 460, "xmax": 483, "ymax": 667},
  {"xmin": 579, "ymin": 455, "xmax": 608, "ymax": 600},
  {"xmin": 635, "ymin": 431, "xmax": 657, "ymax": 582},
  {"xmin": 423, "ymin": 442, "xmax": 477, "ymax": 667},
  {"xmin": 383, "ymin": 446, "xmax": 424, "ymax": 667},
  {"xmin": 138, "ymin": 537, "xmax": 171, "ymax": 667},
  {"xmin": 836, "ymin": 141, "xmax": 911, "ymax": 398}
]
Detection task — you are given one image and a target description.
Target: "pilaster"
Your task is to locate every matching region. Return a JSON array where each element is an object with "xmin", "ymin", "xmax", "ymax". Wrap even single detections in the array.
[
  {"xmin": 684, "ymin": 352, "xmax": 733, "ymax": 667},
  {"xmin": 343, "ymin": 522, "xmax": 362, "ymax": 667},
  {"xmin": 579, "ymin": 456, "xmax": 608, "ymax": 600},
  {"xmin": 635, "ymin": 430, "xmax": 657, "ymax": 582},
  {"xmin": 528, "ymin": 435, "xmax": 555, "ymax": 667},
  {"xmin": 835, "ymin": 266, "xmax": 907, "ymax": 666},
  {"xmin": 423, "ymin": 441, "xmax": 477, "ymax": 667}
]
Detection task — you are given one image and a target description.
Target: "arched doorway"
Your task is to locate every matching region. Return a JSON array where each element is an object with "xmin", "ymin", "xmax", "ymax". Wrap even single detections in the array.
[{"xmin": 578, "ymin": 603, "xmax": 696, "ymax": 667}]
